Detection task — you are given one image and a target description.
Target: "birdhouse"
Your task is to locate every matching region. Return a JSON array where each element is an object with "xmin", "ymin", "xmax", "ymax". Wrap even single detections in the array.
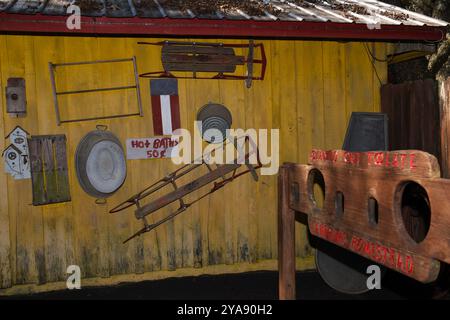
[
  {"xmin": 5, "ymin": 78, "xmax": 26, "ymax": 117},
  {"xmin": 6, "ymin": 126, "xmax": 30, "ymax": 154},
  {"xmin": 3, "ymin": 126, "xmax": 30, "ymax": 180}
]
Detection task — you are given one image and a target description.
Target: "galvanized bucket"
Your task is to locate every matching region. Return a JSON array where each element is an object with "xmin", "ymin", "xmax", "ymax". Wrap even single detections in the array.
[
  {"xmin": 197, "ymin": 103, "xmax": 232, "ymax": 144},
  {"xmin": 75, "ymin": 126, "xmax": 127, "ymax": 199}
]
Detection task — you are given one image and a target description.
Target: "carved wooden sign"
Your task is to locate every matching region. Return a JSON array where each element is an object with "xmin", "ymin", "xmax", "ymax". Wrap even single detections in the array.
[{"xmin": 286, "ymin": 149, "xmax": 450, "ymax": 283}]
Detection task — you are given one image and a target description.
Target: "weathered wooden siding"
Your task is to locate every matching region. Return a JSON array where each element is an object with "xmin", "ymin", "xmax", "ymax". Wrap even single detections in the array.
[
  {"xmin": 0, "ymin": 36, "xmax": 387, "ymax": 293},
  {"xmin": 381, "ymin": 79, "xmax": 441, "ymax": 162}
]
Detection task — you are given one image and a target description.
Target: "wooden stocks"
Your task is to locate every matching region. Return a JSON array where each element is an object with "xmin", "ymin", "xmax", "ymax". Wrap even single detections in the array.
[{"xmin": 285, "ymin": 149, "xmax": 450, "ymax": 283}]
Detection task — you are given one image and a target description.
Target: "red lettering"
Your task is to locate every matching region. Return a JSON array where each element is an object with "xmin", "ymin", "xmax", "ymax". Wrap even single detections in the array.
[
  {"xmin": 332, "ymin": 151, "xmax": 338, "ymax": 162},
  {"xmin": 375, "ymin": 152, "xmax": 384, "ymax": 166},
  {"xmin": 169, "ymin": 139, "xmax": 178, "ymax": 148},
  {"xmin": 310, "ymin": 150, "xmax": 316, "ymax": 162},
  {"xmin": 336, "ymin": 231, "xmax": 347, "ymax": 246},
  {"xmin": 353, "ymin": 153, "xmax": 359, "ymax": 165},
  {"xmin": 373, "ymin": 245, "xmax": 382, "ymax": 262},
  {"xmin": 379, "ymin": 245, "xmax": 387, "ymax": 264},
  {"xmin": 363, "ymin": 241, "xmax": 372, "ymax": 256},
  {"xmin": 313, "ymin": 223, "xmax": 319, "ymax": 235},
  {"xmin": 161, "ymin": 138, "xmax": 169, "ymax": 149},
  {"xmin": 392, "ymin": 153, "xmax": 399, "ymax": 167},
  {"xmin": 405, "ymin": 256, "xmax": 414, "ymax": 274},
  {"xmin": 344, "ymin": 152, "xmax": 350, "ymax": 164},
  {"xmin": 367, "ymin": 152, "xmax": 374, "ymax": 166},
  {"xmin": 351, "ymin": 236, "xmax": 362, "ymax": 252},
  {"xmin": 321, "ymin": 150, "xmax": 338, "ymax": 162},
  {"xmin": 319, "ymin": 224, "xmax": 326, "ymax": 237},
  {"xmin": 409, "ymin": 154, "xmax": 416, "ymax": 170},
  {"xmin": 385, "ymin": 152, "xmax": 390, "ymax": 167},
  {"xmin": 312, "ymin": 222, "xmax": 416, "ymax": 276},
  {"xmin": 315, "ymin": 151, "xmax": 321, "ymax": 161},
  {"xmin": 344, "ymin": 152, "xmax": 359, "ymax": 165},
  {"xmin": 132, "ymin": 140, "xmax": 145, "ymax": 148},
  {"xmin": 326, "ymin": 226, "xmax": 332, "ymax": 240},
  {"xmin": 387, "ymin": 248, "xmax": 395, "ymax": 267},
  {"xmin": 147, "ymin": 150, "xmax": 161, "ymax": 158},
  {"xmin": 400, "ymin": 154, "xmax": 407, "ymax": 169},
  {"xmin": 397, "ymin": 253, "xmax": 404, "ymax": 271}
]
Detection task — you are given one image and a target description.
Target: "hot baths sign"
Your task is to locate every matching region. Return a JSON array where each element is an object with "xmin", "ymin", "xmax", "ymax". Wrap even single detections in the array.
[{"xmin": 126, "ymin": 137, "xmax": 179, "ymax": 160}]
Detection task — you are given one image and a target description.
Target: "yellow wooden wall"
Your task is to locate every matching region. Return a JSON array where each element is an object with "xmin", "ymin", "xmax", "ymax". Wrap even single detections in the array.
[{"xmin": 0, "ymin": 35, "xmax": 388, "ymax": 294}]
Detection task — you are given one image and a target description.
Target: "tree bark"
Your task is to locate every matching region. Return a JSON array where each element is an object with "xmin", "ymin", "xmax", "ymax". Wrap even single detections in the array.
[{"xmin": 384, "ymin": 0, "xmax": 449, "ymax": 79}]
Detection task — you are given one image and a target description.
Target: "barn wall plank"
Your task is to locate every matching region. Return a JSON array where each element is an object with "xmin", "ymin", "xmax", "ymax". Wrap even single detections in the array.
[
  {"xmin": 0, "ymin": 35, "xmax": 12, "ymax": 289},
  {"xmin": 381, "ymin": 79, "xmax": 441, "ymax": 163},
  {"xmin": 298, "ymin": 41, "xmax": 325, "ymax": 258},
  {"xmin": 346, "ymin": 43, "xmax": 375, "ymax": 115},
  {"xmin": 1, "ymin": 35, "xmax": 46, "ymax": 285},
  {"xmin": 253, "ymin": 40, "xmax": 275, "ymax": 261},
  {"xmin": 61, "ymin": 37, "xmax": 104, "ymax": 279},
  {"xmin": 372, "ymin": 42, "xmax": 388, "ymax": 112},
  {"xmin": 440, "ymin": 78, "xmax": 450, "ymax": 178},
  {"xmin": 323, "ymin": 42, "xmax": 347, "ymax": 149},
  {"xmin": 217, "ymin": 39, "xmax": 245, "ymax": 266}
]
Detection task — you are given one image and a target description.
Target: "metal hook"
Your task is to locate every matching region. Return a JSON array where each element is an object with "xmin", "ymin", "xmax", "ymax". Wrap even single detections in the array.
[
  {"xmin": 95, "ymin": 198, "xmax": 107, "ymax": 205},
  {"xmin": 96, "ymin": 124, "xmax": 108, "ymax": 131}
]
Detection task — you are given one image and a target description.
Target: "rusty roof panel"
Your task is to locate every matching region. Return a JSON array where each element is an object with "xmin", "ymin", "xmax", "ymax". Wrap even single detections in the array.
[
  {"xmin": 6, "ymin": 0, "xmax": 46, "ymax": 14},
  {"xmin": 307, "ymin": 4, "xmax": 353, "ymax": 23},
  {"xmin": 250, "ymin": 11, "xmax": 277, "ymax": 21},
  {"xmin": 163, "ymin": 0, "xmax": 224, "ymax": 19},
  {"xmin": 105, "ymin": 0, "xmax": 134, "ymax": 17},
  {"xmin": 0, "ymin": 0, "xmax": 447, "ymax": 27},
  {"xmin": 194, "ymin": 11, "xmax": 224, "ymax": 20},
  {"xmin": 163, "ymin": 8, "xmax": 195, "ymax": 19},
  {"xmin": 220, "ymin": 9, "xmax": 250, "ymax": 20},
  {"xmin": 0, "ymin": 0, "xmax": 15, "ymax": 12},
  {"xmin": 132, "ymin": 0, "xmax": 164, "ymax": 18},
  {"xmin": 0, "ymin": 0, "xmax": 13, "ymax": 12},
  {"xmin": 42, "ymin": 0, "xmax": 71, "ymax": 15},
  {"xmin": 269, "ymin": 1, "xmax": 316, "ymax": 22},
  {"xmin": 72, "ymin": 0, "xmax": 106, "ymax": 17}
]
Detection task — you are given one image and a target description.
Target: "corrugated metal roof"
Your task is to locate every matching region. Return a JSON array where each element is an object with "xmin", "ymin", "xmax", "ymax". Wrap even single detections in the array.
[{"xmin": 0, "ymin": 0, "xmax": 447, "ymax": 27}]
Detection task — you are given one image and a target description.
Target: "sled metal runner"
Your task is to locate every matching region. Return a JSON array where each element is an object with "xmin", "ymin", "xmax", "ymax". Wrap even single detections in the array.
[
  {"xmin": 110, "ymin": 136, "xmax": 262, "ymax": 243},
  {"xmin": 138, "ymin": 40, "xmax": 266, "ymax": 88}
]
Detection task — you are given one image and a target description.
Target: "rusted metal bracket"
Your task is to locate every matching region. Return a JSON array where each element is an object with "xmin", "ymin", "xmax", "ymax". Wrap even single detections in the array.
[
  {"xmin": 110, "ymin": 135, "xmax": 262, "ymax": 244},
  {"xmin": 48, "ymin": 57, "xmax": 143, "ymax": 125},
  {"xmin": 246, "ymin": 40, "xmax": 254, "ymax": 89},
  {"xmin": 138, "ymin": 40, "xmax": 266, "ymax": 87}
]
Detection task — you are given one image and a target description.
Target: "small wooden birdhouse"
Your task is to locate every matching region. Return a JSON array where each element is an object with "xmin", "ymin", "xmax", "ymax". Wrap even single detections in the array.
[
  {"xmin": 5, "ymin": 78, "xmax": 27, "ymax": 117},
  {"xmin": 3, "ymin": 126, "xmax": 30, "ymax": 180},
  {"xmin": 6, "ymin": 126, "xmax": 30, "ymax": 154}
]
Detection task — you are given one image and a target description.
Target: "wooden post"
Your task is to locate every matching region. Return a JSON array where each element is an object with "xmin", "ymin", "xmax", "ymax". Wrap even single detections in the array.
[
  {"xmin": 278, "ymin": 165, "xmax": 296, "ymax": 300},
  {"xmin": 440, "ymin": 77, "xmax": 450, "ymax": 178}
]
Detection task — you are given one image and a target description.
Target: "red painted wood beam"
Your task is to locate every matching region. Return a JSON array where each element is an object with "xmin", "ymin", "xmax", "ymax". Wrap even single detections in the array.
[{"xmin": 0, "ymin": 13, "xmax": 446, "ymax": 41}]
